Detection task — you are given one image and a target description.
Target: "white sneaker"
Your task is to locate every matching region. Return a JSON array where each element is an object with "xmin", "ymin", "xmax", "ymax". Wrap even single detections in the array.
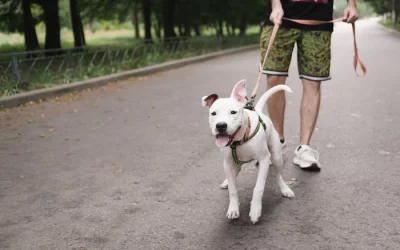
[{"xmin": 293, "ymin": 145, "xmax": 321, "ymax": 171}]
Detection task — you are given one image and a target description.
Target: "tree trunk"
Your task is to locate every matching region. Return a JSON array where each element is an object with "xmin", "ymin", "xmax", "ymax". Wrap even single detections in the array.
[
  {"xmin": 132, "ymin": 0, "xmax": 140, "ymax": 38},
  {"xmin": 178, "ymin": 23, "xmax": 184, "ymax": 36},
  {"xmin": 225, "ymin": 21, "xmax": 231, "ymax": 36},
  {"xmin": 231, "ymin": 20, "xmax": 237, "ymax": 36},
  {"xmin": 239, "ymin": 13, "xmax": 247, "ymax": 36},
  {"xmin": 22, "ymin": 0, "xmax": 39, "ymax": 57},
  {"xmin": 217, "ymin": 19, "xmax": 223, "ymax": 36},
  {"xmin": 41, "ymin": 0, "xmax": 62, "ymax": 56},
  {"xmin": 162, "ymin": 0, "xmax": 176, "ymax": 39},
  {"xmin": 183, "ymin": 19, "xmax": 190, "ymax": 37},
  {"xmin": 155, "ymin": 12, "xmax": 162, "ymax": 38},
  {"xmin": 142, "ymin": 0, "xmax": 152, "ymax": 43},
  {"xmin": 70, "ymin": 0, "xmax": 86, "ymax": 49},
  {"xmin": 153, "ymin": 22, "xmax": 159, "ymax": 39},
  {"xmin": 193, "ymin": 24, "xmax": 200, "ymax": 36}
]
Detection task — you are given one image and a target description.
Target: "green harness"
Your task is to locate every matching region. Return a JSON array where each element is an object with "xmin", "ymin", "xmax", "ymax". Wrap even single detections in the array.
[{"xmin": 229, "ymin": 115, "xmax": 267, "ymax": 165}]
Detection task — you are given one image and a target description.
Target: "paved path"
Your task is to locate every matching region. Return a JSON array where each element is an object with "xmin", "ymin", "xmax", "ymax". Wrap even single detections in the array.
[{"xmin": 1, "ymin": 19, "xmax": 399, "ymax": 250}]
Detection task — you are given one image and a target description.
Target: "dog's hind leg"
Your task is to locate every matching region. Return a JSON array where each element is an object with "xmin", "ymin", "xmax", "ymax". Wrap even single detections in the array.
[
  {"xmin": 276, "ymin": 174, "xmax": 295, "ymax": 198},
  {"xmin": 220, "ymin": 165, "xmax": 241, "ymax": 189},
  {"xmin": 269, "ymin": 131, "xmax": 295, "ymax": 198}
]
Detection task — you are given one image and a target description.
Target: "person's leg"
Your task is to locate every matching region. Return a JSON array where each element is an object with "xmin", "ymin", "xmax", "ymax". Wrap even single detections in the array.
[
  {"xmin": 293, "ymin": 29, "xmax": 332, "ymax": 171},
  {"xmin": 267, "ymin": 75, "xmax": 286, "ymax": 141},
  {"xmin": 259, "ymin": 26, "xmax": 299, "ymax": 151},
  {"xmin": 300, "ymin": 79, "xmax": 321, "ymax": 146}
]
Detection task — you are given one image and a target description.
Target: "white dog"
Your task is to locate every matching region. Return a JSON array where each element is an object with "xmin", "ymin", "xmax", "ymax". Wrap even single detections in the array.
[{"xmin": 201, "ymin": 79, "xmax": 295, "ymax": 224}]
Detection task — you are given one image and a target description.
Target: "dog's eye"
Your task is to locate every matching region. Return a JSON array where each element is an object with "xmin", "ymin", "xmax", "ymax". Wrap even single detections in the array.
[
  {"xmin": 231, "ymin": 111, "xmax": 237, "ymax": 115},
  {"xmin": 211, "ymin": 112, "xmax": 216, "ymax": 116}
]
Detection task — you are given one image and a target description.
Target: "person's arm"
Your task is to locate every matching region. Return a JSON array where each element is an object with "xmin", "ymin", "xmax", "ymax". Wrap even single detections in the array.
[
  {"xmin": 344, "ymin": 0, "xmax": 358, "ymax": 23},
  {"xmin": 271, "ymin": 0, "xmax": 282, "ymax": 9},
  {"xmin": 347, "ymin": 0, "xmax": 356, "ymax": 7},
  {"xmin": 270, "ymin": 0, "xmax": 284, "ymax": 25}
]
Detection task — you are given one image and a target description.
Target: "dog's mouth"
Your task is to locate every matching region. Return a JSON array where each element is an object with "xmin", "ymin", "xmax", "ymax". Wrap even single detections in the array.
[{"xmin": 215, "ymin": 126, "xmax": 241, "ymax": 148}]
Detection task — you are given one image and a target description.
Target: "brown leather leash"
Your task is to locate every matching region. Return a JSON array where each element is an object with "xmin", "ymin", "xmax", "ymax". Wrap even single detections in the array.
[{"xmin": 244, "ymin": 17, "xmax": 367, "ymax": 111}]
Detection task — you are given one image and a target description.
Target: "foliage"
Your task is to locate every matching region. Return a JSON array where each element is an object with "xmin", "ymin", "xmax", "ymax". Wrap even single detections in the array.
[
  {"xmin": 334, "ymin": 0, "xmax": 376, "ymax": 18},
  {"xmin": 0, "ymin": 0, "xmax": 24, "ymax": 33},
  {"xmin": 362, "ymin": 0, "xmax": 400, "ymax": 22},
  {"xmin": 0, "ymin": 0, "xmax": 19, "ymax": 16},
  {"xmin": 0, "ymin": 0, "xmax": 42, "ymax": 33},
  {"xmin": 380, "ymin": 18, "xmax": 400, "ymax": 31},
  {"xmin": 59, "ymin": 0, "xmax": 71, "ymax": 29},
  {"xmin": 0, "ymin": 34, "xmax": 259, "ymax": 95},
  {"xmin": 362, "ymin": 0, "xmax": 391, "ymax": 15}
]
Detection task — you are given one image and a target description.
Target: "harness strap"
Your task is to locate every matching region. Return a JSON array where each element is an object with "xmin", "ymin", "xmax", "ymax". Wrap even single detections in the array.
[
  {"xmin": 230, "ymin": 115, "xmax": 267, "ymax": 165},
  {"xmin": 250, "ymin": 17, "xmax": 367, "ymax": 107}
]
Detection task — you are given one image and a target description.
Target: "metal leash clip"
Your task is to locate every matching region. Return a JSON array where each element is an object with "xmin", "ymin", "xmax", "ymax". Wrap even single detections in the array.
[{"xmin": 244, "ymin": 95, "xmax": 256, "ymax": 111}]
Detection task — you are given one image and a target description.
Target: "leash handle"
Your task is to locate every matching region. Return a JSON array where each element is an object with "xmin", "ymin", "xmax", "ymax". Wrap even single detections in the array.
[{"xmin": 352, "ymin": 22, "xmax": 367, "ymax": 77}]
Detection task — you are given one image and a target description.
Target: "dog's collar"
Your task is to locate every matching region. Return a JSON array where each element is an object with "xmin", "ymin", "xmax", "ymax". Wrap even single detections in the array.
[
  {"xmin": 230, "ymin": 115, "xmax": 267, "ymax": 165},
  {"xmin": 225, "ymin": 126, "xmax": 242, "ymax": 147}
]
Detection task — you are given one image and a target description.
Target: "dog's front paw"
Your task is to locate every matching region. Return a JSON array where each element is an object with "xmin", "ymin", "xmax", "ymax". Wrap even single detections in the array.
[
  {"xmin": 281, "ymin": 187, "xmax": 295, "ymax": 198},
  {"xmin": 249, "ymin": 203, "xmax": 262, "ymax": 224},
  {"xmin": 226, "ymin": 206, "xmax": 240, "ymax": 220},
  {"xmin": 219, "ymin": 179, "xmax": 228, "ymax": 189}
]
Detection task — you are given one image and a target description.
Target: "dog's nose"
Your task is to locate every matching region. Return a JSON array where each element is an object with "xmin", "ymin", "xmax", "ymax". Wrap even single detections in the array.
[{"xmin": 216, "ymin": 122, "xmax": 227, "ymax": 132}]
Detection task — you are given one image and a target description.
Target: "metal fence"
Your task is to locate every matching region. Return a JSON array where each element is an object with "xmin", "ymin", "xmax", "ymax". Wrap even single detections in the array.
[{"xmin": 0, "ymin": 34, "xmax": 259, "ymax": 96}]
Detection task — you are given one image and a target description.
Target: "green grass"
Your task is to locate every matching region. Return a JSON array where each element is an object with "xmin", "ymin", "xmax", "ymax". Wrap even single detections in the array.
[
  {"xmin": 379, "ymin": 19, "xmax": 400, "ymax": 32},
  {"xmin": 0, "ymin": 23, "xmax": 262, "ymax": 96},
  {"xmin": 0, "ymin": 34, "xmax": 260, "ymax": 96},
  {"xmin": 0, "ymin": 24, "xmax": 261, "ymax": 53}
]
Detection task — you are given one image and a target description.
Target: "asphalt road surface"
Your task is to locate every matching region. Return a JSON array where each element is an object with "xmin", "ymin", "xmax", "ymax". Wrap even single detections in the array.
[{"xmin": 1, "ymin": 18, "xmax": 399, "ymax": 250}]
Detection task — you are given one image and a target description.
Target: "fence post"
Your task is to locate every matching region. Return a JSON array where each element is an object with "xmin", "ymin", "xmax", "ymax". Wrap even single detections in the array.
[
  {"xmin": 66, "ymin": 49, "xmax": 72, "ymax": 69},
  {"xmin": 11, "ymin": 55, "xmax": 22, "ymax": 87},
  {"xmin": 107, "ymin": 45, "xmax": 112, "ymax": 61}
]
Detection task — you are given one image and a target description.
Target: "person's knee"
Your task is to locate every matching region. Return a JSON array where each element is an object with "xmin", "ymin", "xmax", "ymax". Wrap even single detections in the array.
[
  {"xmin": 267, "ymin": 75, "xmax": 286, "ymax": 89},
  {"xmin": 302, "ymin": 79, "xmax": 321, "ymax": 93}
]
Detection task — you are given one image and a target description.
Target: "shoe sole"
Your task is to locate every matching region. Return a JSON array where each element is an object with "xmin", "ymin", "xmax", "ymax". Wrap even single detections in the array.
[{"xmin": 293, "ymin": 157, "xmax": 321, "ymax": 172}]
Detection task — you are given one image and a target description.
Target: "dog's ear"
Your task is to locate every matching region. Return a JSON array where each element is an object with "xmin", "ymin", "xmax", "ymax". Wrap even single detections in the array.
[
  {"xmin": 230, "ymin": 79, "xmax": 247, "ymax": 104},
  {"xmin": 202, "ymin": 94, "xmax": 219, "ymax": 107}
]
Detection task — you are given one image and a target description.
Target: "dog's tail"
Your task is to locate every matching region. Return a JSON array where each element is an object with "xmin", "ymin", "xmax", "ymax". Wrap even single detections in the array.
[{"xmin": 254, "ymin": 85, "xmax": 292, "ymax": 114}]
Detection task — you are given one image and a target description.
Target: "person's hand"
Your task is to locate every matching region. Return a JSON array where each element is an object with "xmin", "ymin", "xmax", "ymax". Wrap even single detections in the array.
[
  {"xmin": 343, "ymin": 5, "xmax": 358, "ymax": 23},
  {"xmin": 269, "ymin": 5, "xmax": 284, "ymax": 25}
]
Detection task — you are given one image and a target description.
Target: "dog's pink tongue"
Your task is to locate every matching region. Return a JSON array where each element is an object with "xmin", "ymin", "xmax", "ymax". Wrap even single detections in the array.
[{"xmin": 216, "ymin": 135, "xmax": 230, "ymax": 148}]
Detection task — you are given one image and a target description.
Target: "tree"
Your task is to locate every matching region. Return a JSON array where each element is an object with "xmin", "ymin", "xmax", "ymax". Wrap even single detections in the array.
[
  {"xmin": 0, "ymin": 0, "xmax": 41, "ymax": 54},
  {"xmin": 142, "ymin": 0, "xmax": 152, "ymax": 42},
  {"xmin": 70, "ymin": 0, "xmax": 85, "ymax": 48},
  {"xmin": 1, "ymin": 0, "xmax": 275, "ymax": 53},
  {"xmin": 22, "ymin": 0, "xmax": 39, "ymax": 54},
  {"xmin": 363, "ymin": 0, "xmax": 399, "ymax": 24},
  {"xmin": 36, "ymin": 0, "xmax": 62, "ymax": 54},
  {"xmin": 0, "ymin": 0, "xmax": 24, "ymax": 33},
  {"xmin": 132, "ymin": 0, "xmax": 140, "ymax": 38},
  {"xmin": 162, "ymin": 0, "xmax": 176, "ymax": 38}
]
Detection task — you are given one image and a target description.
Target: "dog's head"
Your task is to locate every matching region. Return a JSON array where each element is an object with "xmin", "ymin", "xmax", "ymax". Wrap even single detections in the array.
[{"xmin": 201, "ymin": 79, "xmax": 248, "ymax": 148}]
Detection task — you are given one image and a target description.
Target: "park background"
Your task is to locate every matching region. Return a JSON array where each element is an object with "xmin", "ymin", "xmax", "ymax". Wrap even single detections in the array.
[{"xmin": 0, "ymin": 0, "xmax": 398, "ymax": 96}]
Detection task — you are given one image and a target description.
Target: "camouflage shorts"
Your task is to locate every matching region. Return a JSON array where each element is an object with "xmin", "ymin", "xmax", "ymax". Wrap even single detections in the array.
[{"xmin": 260, "ymin": 25, "xmax": 332, "ymax": 81}]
